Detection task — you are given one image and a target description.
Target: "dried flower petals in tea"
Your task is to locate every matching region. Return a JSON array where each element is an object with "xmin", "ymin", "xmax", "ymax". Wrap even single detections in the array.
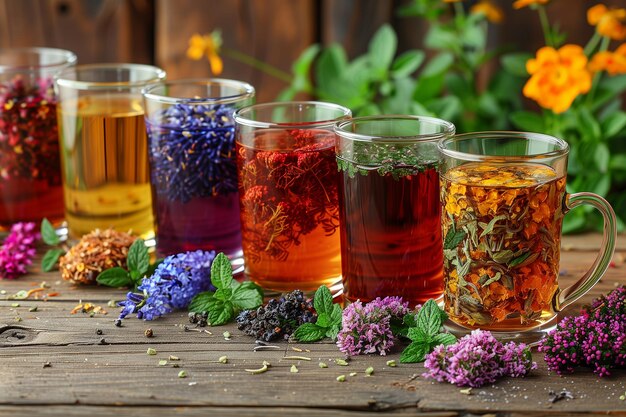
[{"xmin": 441, "ymin": 163, "xmax": 566, "ymax": 330}]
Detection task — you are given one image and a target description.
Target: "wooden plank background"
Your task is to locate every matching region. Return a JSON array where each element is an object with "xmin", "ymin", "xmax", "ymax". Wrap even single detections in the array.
[{"xmin": 2, "ymin": 0, "xmax": 625, "ymax": 103}]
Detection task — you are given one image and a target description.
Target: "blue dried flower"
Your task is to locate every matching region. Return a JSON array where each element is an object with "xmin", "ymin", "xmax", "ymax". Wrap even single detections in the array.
[{"xmin": 118, "ymin": 250, "xmax": 216, "ymax": 321}]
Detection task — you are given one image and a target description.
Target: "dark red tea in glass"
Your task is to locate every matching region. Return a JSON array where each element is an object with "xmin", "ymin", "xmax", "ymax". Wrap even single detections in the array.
[{"xmin": 335, "ymin": 115, "xmax": 455, "ymax": 307}]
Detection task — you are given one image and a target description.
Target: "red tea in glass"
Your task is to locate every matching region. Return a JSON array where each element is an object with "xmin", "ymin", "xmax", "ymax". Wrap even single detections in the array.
[
  {"xmin": 335, "ymin": 116, "xmax": 455, "ymax": 307},
  {"xmin": 235, "ymin": 102, "xmax": 351, "ymax": 293}
]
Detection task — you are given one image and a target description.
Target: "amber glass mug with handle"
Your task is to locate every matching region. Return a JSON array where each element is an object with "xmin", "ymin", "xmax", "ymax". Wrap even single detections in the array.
[{"xmin": 438, "ymin": 131, "xmax": 616, "ymax": 340}]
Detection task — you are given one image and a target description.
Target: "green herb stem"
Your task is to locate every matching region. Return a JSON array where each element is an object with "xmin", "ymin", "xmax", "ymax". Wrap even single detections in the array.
[
  {"xmin": 537, "ymin": 6, "xmax": 553, "ymax": 47},
  {"xmin": 222, "ymin": 47, "xmax": 292, "ymax": 84}
]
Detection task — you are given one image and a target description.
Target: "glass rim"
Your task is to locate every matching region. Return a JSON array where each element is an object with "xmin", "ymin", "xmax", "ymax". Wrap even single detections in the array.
[
  {"xmin": 55, "ymin": 63, "xmax": 166, "ymax": 90},
  {"xmin": 438, "ymin": 131, "xmax": 570, "ymax": 162},
  {"xmin": 233, "ymin": 101, "xmax": 352, "ymax": 129},
  {"xmin": 142, "ymin": 78, "xmax": 255, "ymax": 105},
  {"xmin": 0, "ymin": 47, "xmax": 77, "ymax": 74},
  {"xmin": 334, "ymin": 115, "xmax": 456, "ymax": 143}
]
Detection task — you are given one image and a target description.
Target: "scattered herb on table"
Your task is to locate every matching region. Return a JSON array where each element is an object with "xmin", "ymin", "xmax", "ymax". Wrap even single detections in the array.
[
  {"xmin": 336, "ymin": 296, "xmax": 409, "ymax": 356},
  {"xmin": 400, "ymin": 299, "xmax": 456, "ymax": 363},
  {"xmin": 236, "ymin": 289, "xmax": 315, "ymax": 341},
  {"xmin": 188, "ymin": 252, "xmax": 264, "ymax": 326},
  {"xmin": 0, "ymin": 222, "xmax": 39, "ymax": 279},
  {"xmin": 423, "ymin": 329, "xmax": 536, "ymax": 387},
  {"xmin": 292, "ymin": 285, "xmax": 342, "ymax": 342},
  {"xmin": 117, "ymin": 250, "xmax": 218, "ymax": 322},
  {"xmin": 539, "ymin": 285, "xmax": 626, "ymax": 377}
]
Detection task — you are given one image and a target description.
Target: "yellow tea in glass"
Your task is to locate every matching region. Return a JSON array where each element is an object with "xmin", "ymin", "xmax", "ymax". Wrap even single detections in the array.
[
  {"xmin": 55, "ymin": 64, "xmax": 165, "ymax": 239},
  {"xmin": 439, "ymin": 132, "xmax": 616, "ymax": 338}
]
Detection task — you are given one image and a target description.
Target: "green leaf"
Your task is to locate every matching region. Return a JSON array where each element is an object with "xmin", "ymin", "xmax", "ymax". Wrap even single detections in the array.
[
  {"xmin": 313, "ymin": 285, "xmax": 334, "ymax": 318},
  {"xmin": 425, "ymin": 24, "xmax": 459, "ymax": 52},
  {"xmin": 416, "ymin": 299, "xmax": 444, "ymax": 337},
  {"xmin": 427, "ymin": 95, "xmax": 461, "ymax": 123},
  {"xmin": 127, "ymin": 239, "xmax": 149, "ymax": 277},
  {"xmin": 214, "ymin": 287, "xmax": 233, "ymax": 301},
  {"xmin": 206, "ymin": 299, "xmax": 234, "ymax": 326},
  {"xmin": 391, "ymin": 50, "xmax": 425, "ymax": 78},
  {"xmin": 368, "ymin": 24, "xmax": 397, "ymax": 74},
  {"xmin": 210, "ymin": 252, "xmax": 233, "ymax": 290},
  {"xmin": 500, "ymin": 53, "xmax": 532, "ymax": 77},
  {"xmin": 594, "ymin": 142, "xmax": 610, "ymax": 173},
  {"xmin": 421, "ymin": 52, "xmax": 454, "ymax": 77},
  {"xmin": 232, "ymin": 281, "xmax": 264, "ymax": 310},
  {"xmin": 329, "ymin": 303, "xmax": 343, "ymax": 326},
  {"xmin": 316, "ymin": 313, "xmax": 331, "ymax": 328},
  {"xmin": 510, "ymin": 111, "xmax": 545, "ymax": 132},
  {"xmin": 40, "ymin": 218, "xmax": 60, "ymax": 246},
  {"xmin": 443, "ymin": 228, "xmax": 466, "ymax": 250},
  {"xmin": 293, "ymin": 44, "xmax": 320, "ymax": 76},
  {"xmin": 509, "ymin": 251, "xmax": 531, "ymax": 268},
  {"xmin": 41, "ymin": 249, "xmax": 65, "ymax": 272},
  {"xmin": 325, "ymin": 325, "xmax": 340, "ymax": 341},
  {"xmin": 601, "ymin": 111, "xmax": 626, "ymax": 139},
  {"xmin": 400, "ymin": 342, "xmax": 429, "ymax": 363},
  {"xmin": 96, "ymin": 267, "xmax": 132, "ymax": 288},
  {"xmin": 578, "ymin": 107, "xmax": 602, "ymax": 142},
  {"xmin": 189, "ymin": 292, "xmax": 214, "ymax": 312},
  {"xmin": 479, "ymin": 214, "xmax": 507, "ymax": 238},
  {"xmin": 407, "ymin": 327, "xmax": 430, "ymax": 344},
  {"xmin": 432, "ymin": 333, "xmax": 457, "ymax": 346},
  {"xmin": 293, "ymin": 323, "xmax": 327, "ymax": 342}
]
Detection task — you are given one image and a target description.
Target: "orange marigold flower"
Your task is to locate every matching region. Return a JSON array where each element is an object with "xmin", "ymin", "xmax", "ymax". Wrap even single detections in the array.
[
  {"xmin": 513, "ymin": 0, "xmax": 549, "ymax": 10},
  {"xmin": 186, "ymin": 31, "xmax": 224, "ymax": 75},
  {"xmin": 587, "ymin": 4, "xmax": 626, "ymax": 40},
  {"xmin": 470, "ymin": 0, "xmax": 504, "ymax": 23},
  {"xmin": 589, "ymin": 44, "xmax": 626, "ymax": 75},
  {"xmin": 523, "ymin": 44, "xmax": 592, "ymax": 114}
]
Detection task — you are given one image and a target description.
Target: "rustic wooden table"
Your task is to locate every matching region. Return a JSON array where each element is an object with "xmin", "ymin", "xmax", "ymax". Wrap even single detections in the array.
[{"xmin": 1, "ymin": 234, "xmax": 625, "ymax": 417}]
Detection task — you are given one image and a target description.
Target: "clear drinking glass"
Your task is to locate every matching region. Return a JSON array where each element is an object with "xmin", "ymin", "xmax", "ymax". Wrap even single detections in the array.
[
  {"xmin": 335, "ymin": 116, "xmax": 455, "ymax": 307},
  {"xmin": 438, "ymin": 131, "xmax": 616, "ymax": 339},
  {"xmin": 0, "ymin": 47, "xmax": 77, "ymax": 231},
  {"xmin": 234, "ymin": 101, "xmax": 351, "ymax": 292},
  {"xmin": 55, "ymin": 64, "xmax": 166, "ymax": 241},
  {"xmin": 143, "ymin": 79, "xmax": 255, "ymax": 271}
]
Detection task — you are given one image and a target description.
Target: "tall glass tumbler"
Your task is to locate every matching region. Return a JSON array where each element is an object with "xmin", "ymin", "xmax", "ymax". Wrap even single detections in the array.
[
  {"xmin": 143, "ymin": 79, "xmax": 255, "ymax": 268},
  {"xmin": 234, "ymin": 101, "xmax": 352, "ymax": 292},
  {"xmin": 55, "ymin": 64, "xmax": 166, "ymax": 240},
  {"xmin": 0, "ymin": 47, "xmax": 77, "ymax": 230},
  {"xmin": 335, "ymin": 116, "xmax": 455, "ymax": 307}
]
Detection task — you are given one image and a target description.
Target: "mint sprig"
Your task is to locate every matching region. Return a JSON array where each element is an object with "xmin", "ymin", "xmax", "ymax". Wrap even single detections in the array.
[
  {"xmin": 188, "ymin": 253, "xmax": 263, "ymax": 326},
  {"xmin": 96, "ymin": 239, "xmax": 158, "ymax": 290},
  {"xmin": 400, "ymin": 299, "xmax": 456, "ymax": 363},
  {"xmin": 293, "ymin": 285, "xmax": 342, "ymax": 342},
  {"xmin": 40, "ymin": 218, "xmax": 67, "ymax": 272}
]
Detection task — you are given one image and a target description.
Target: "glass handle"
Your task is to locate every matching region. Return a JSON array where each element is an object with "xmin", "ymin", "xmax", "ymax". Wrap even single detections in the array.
[{"xmin": 553, "ymin": 192, "xmax": 617, "ymax": 311}]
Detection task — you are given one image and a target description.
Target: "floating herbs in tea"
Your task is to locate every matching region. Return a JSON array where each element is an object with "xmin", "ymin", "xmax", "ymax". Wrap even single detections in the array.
[
  {"xmin": 441, "ymin": 163, "xmax": 566, "ymax": 330},
  {"xmin": 147, "ymin": 103, "xmax": 242, "ymax": 259},
  {"xmin": 237, "ymin": 128, "xmax": 340, "ymax": 292}
]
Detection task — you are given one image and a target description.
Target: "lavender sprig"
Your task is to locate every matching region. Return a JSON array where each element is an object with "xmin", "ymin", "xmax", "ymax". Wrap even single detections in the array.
[{"xmin": 0, "ymin": 222, "xmax": 39, "ymax": 279}]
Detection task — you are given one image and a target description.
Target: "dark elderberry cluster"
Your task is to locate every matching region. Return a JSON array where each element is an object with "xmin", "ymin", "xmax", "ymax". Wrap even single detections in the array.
[
  {"xmin": 236, "ymin": 290, "xmax": 316, "ymax": 341},
  {"xmin": 188, "ymin": 311, "xmax": 209, "ymax": 327}
]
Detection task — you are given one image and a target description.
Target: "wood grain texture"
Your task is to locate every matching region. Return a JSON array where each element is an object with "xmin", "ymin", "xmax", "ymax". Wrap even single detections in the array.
[{"xmin": 1, "ymin": 234, "xmax": 626, "ymax": 416}]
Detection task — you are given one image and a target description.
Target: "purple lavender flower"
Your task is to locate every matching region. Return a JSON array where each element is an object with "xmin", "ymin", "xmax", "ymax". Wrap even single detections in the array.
[
  {"xmin": 539, "ymin": 286, "xmax": 626, "ymax": 377},
  {"xmin": 423, "ymin": 329, "xmax": 536, "ymax": 387},
  {"xmin": 337, "ymin": 296, "xmax": 409, "ymax": 356},
  {"xmin": 118, "ymin": 250, "xmax": 216, "ymax": 321},
  {"xmin": 0, "ymin": 222, "xmax": 39, "ymax": 279}
]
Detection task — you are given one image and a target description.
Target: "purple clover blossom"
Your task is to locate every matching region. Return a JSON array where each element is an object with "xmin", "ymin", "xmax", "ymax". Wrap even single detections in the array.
[
  {"xmin": 423, "ymin": 329, "xmax": 536, "ymax": 387},
  {"xmin": 539, "ymin": 286, "xmax": 626, "ymax": 377},
  {"xmin": 118, "ymin": 250, "xmax": 216, "ymax": 321},
  {"xmin": 0, "ymin": 222, "xmax": 39, "ymax": 279},
  {"xmin": 337, "ymin": 296, "xmax": 409, "ymax": 356}
]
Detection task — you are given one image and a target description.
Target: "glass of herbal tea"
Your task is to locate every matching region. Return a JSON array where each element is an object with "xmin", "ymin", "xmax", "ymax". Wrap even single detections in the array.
[
  {"xmin": 143, "ymin": 79, "xmax": 255, "ymax": 270},
  {"xmin": 335, "ymin": 116, "xmax": 455, "ymax": 307},
  {"xmin": 55, "ymin": 64, "xmax": 166, "ymax": 241},
  {"xmin": 234, "ymin": 101, "xmax": 351, "ymax": 293},
  {"xmin": 439, "ymin": 131, "xmax": 616, "ymax": 338},
  {"xmin": 0, "ymin": 47, "xmax": 76, "ymax": 231}
]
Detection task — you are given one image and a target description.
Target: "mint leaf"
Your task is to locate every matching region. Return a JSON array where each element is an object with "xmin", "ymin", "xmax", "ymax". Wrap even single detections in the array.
[
  {"xmin": 189, "ymin": 292, "xmax": 214, "ymax": 312},
  {"xmin": 400, "ymin": 341, "xmax": 429, "ymax": 363},
  {"xmin": 407, "ymin": 327, "xmax": 431, "ymax": 344},
  {"xmin": 214, "ymin": 287, "xmax": 233, "ymax": 301},
  {"xmin": 315, "ymin": 313, "xmax": 331, "ymax": 328},
  {"xmin": 206, "ymin": 299, "xmax": 234, "ymax": 326},
  {"xmin": 232, "ymin": 281, "xmax": 263, "ymax": 310},
  {"xmin": 325, "ymin": 325, "xmax": 340, "ymax": 341},
  {"xmin": 293, "ymin": 323, "xmax": 327, "ymax": 342},
  {"xmin": 329, "ymin": 303, "xmax": 342, "ymax": 326},
  {"xmin": 96, "ymin": 267, "xmax": 132, "ymax": 288},
  {"xmin": 416, "ymin": 299, "xmax": 444, "ymax": 336},
  {"xmin": 40, "ymin": 218, "xmax": 60, "ymax": 246},
  {"xmin": 41, "ymin": 249, "xmax": 64, "ymax": 272},
  {"xmin": 313, "ymin": 285, "xmax": 334, "ymax": 317},
  {"xmin": 443, "ymin": 228, "xmax": 466, "ymax": 250},
  {"xmin": 432, "ymin": 332, "xmax": 457, "ymax": 346},
  {"xmin": 210, "ymin": 253, "xmax": 233, "ymax": 289},
  {"xmin": 127, "ymin": 239, "xmax": 149, "ymax": 277}
]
